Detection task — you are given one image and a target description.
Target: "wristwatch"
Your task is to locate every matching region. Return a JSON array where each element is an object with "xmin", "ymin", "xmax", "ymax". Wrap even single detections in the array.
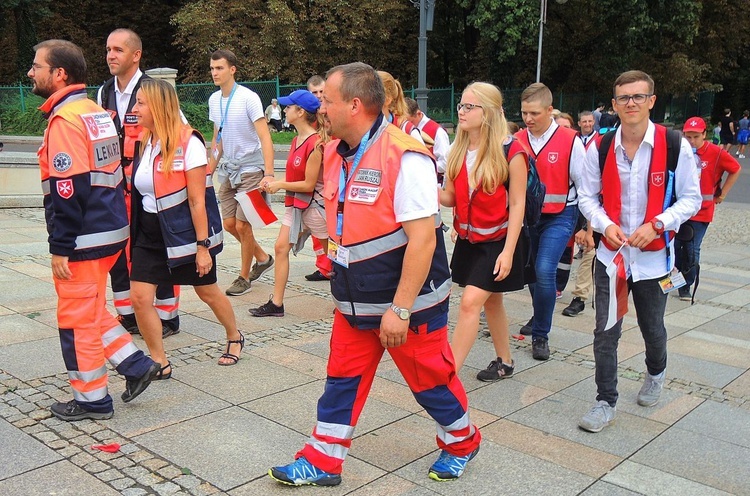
[
  {"xmin": 650, "ymin": 218, "xmax": 665, "ymax": 235},
  {"xmin": 390, "ymin": 304, "xmax": 411, "ymax": 321},
  {"xmin": 196, "ymin": 238, "xmax": 211, "ymax": 248}
]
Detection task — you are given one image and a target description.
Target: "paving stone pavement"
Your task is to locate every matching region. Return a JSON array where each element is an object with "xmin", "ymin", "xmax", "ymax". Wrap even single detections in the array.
[{"xmin": 1, "ymin": 202, "xmax": 749, "ymax": 495}]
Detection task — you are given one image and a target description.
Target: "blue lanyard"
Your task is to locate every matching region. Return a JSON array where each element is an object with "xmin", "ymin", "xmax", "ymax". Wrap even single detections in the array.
[
  {"xmin": 662, "ymin": 170, "xmax": 675, "ymax": 271},
  {"xmin": 336, "ymin": 132, "xmax": 372, "ymax": 237},
  {"xmin": 216, "ymin": 83, "xmax": 237, "ymax": 145}
]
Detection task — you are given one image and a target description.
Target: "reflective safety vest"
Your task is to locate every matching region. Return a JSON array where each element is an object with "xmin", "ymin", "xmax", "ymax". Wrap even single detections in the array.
[
  {"xmin": 39, "ymin": 84, "xmax": 129, "ymax": 261},
  {"xmin": 516, "ymin": 126, "xmax": 577, "ymax": 214},
  {"xmin": 600, "ymin": 124, "xmax": 672, "ymax": 251},
  {"xmin": 322, "ymin": 120, "xmax": 451, "ymax": 330},
  {"xmin": 285, "ymin": 133, "xmax": 321, "ymax": 208},
  {"xmin": 452, "ymin": 140, "xmax": 527, "ymax": 243},
  {"xmin": 692, "ymin": 142, "xmax": 727, "ymax": 222},
  {"xmin": 131, "ymin": 127, "xmax": 224, "ymax": 268}
]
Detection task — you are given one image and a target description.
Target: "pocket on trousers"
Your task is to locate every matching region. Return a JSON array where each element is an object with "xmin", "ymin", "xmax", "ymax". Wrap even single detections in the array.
[
  {"xmin": 55, "ymin": 281, "xmax": 97, "ymax": 329},
  {"xmin": 413, "ymin": 339, "xmax": 455, "ymax": 391}
]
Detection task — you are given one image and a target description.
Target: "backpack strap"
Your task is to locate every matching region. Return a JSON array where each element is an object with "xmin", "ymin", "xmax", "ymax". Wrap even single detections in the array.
[{"xmin": 597, "ymin": 130, "xmax": 617, "ymax": 174}]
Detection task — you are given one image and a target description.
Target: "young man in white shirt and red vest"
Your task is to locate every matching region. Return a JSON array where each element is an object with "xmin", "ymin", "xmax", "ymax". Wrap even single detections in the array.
[
  {"xmin": 404, "ymin": 97, "xmax": 450, "ymax": 183},
  {"xmin": 577, "ymin": 70, "xmax": 701, "ymax": 433},
  {"xmin": 676, "ymin": 117, "xmax": 741, "ymax": 300},
  {"xmin": 515, "ymin": 83, "xmax": 586, "ymax": 360},
  {"xmin": 562, "ymin": 110, "xmax": 599, "ymax": 317}
]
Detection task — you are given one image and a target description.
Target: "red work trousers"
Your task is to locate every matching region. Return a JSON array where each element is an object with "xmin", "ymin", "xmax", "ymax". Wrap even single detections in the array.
[{"xmin": 297, "ymin": 311, "xmax": 481, "ymax": 474}]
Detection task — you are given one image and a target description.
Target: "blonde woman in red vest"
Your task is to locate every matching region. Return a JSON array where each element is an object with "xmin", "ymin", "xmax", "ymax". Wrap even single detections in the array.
[
  {"xmin": 130, "ymin": 79, "xmax": 244, "ymax": 372},
  {"xmin": 377, "ymin": 70, "xmax": 425, "ymax": 143},
  {"xmin": 251, "ymin": 90, "xmax": 327, "ymax": 317},
  {"xmin": 440, "ymin": 82, "xmax": 529, "ymax": 380}
]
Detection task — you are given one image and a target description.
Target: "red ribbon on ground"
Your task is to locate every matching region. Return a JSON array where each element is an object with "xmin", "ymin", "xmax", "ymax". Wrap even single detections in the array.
[{"xmin": 92, "ymin": 443, "xmax": 121, "ymax": 453}]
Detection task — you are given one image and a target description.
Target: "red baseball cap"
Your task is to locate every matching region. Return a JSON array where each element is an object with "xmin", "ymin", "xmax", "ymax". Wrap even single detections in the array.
[{"xmin": 683, "ymin": 117, "xmax": 706, "ymax": 133}]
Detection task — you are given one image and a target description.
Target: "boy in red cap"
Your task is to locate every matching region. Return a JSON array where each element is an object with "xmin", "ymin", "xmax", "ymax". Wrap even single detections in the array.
[{"xmin": 678, "ymin": 117, "xmax": 742, "ymax": 300}]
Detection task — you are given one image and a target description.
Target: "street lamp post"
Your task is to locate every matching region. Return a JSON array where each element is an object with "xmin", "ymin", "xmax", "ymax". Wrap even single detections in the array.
[
  {"xmin": 411, "ymin": 0, "xmax": 435, "ymax": 112},
  {"xmin": 536, "ymin": 0, "xmax": 568, "ymax": 83}
]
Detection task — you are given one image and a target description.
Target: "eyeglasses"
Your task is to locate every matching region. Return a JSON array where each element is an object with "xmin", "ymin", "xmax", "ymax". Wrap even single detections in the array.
[
  {"xmin": 30, "ymin": 63, "xmax": 56, "ymax": 73},
  {"xmin": 457, "ymin": 103, "xmax": 483, "ymax": 112},
  {"xmin": 614, "ymin": 93, "xmax": 653, "ymax": 105}
]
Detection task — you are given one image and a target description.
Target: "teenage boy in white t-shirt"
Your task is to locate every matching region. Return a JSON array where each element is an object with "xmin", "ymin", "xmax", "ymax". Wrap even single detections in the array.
[{"xmin": 207, "ymin": 49, "xmax": 275, "ymax": 296}]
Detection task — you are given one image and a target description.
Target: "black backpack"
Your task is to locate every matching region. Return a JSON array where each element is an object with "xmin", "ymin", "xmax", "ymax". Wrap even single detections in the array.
[{"xmin": 504, "ymin": 138, "xmax": 545, "ymax": 228}]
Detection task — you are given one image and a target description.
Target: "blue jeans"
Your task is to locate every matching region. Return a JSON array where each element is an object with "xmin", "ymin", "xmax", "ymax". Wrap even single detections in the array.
[
  {"xmin": 528, "ymin": 205, "xmax": 578, "ymax": 340},
  {"xmin": 593, "ymin": 260, "xmax": 668, "ymax": 406},
  {"xmin": 674, "ymin": 220, "xmax": 709, "ymax": 288}
]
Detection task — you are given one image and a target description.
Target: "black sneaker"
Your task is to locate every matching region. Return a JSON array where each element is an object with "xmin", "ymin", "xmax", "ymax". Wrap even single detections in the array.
[
  {"xmin": 562, "ymin": 297, "xmax": 585, "ymax": 317},
  {"xmin": 250, "ymin": 295, "xmax": 285, "ymax": 317},
  {"xmin": 117, "ymin": 314, "xmax": 139, "ymax": 335},
  {"xmin": 678, "ymin": 286, "xmax": 691, "ymax": 301},
  {"xmin": 50, "ymin": 400, "xmax": 113, "ymax": 422},
  {"xmin": 121, "ymin": 362, "xmax": 160, "ymax": 403},
  {"xmin": 305, "ymin": 270, "xmax": 329, "ymax": 281},
  {"xmin": 520, "ymin": 317, "xmax": 533, "ymax": 336},
  {"xmin": 532, "ymin": 337, "xmax": 550, "ymax": 360},
  {"xmin": 162, "ymin": 325, "xmax": 180, "ymax": 338},
  {"xmin": 476, "ymin": 359, "xmax": 514, "ymax": 382}
]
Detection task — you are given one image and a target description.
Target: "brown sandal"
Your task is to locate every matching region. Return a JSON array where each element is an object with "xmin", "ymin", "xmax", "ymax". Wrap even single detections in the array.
[{"xmin": 218, "ymin": 331, "xmax": 244, "ymax": 366}]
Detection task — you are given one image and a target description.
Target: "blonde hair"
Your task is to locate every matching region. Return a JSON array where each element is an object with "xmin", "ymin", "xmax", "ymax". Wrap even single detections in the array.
[
  {"xmin": 138, "ymin": 79, "xmax": 185, "ymax": 176},
  {"xmin": 377, "ymin": 70, "xmax": 408, "ymax": 119},
  {"xmin": 447, "ymin": 82, "xmax": 510, "ymax": 193}
]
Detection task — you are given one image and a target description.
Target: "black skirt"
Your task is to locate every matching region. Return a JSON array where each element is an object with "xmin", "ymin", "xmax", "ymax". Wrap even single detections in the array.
[
  {"xmin": 450, "ymin": 233, "xmax": 528, "ymax": 293},
  {"xmin": 130, "ymin": 211, "xmax": 217, "ymax": 286}
]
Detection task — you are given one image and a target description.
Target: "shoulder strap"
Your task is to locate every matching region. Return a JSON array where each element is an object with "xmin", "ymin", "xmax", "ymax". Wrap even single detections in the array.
[
  {"xmin": 598, "ymin": 130, "xmax": 617, "ymax": 173},
  {"xmin": 666, "ymin": 128, "xmax": 682, "ymax": 173},
  {"xmin": 125, "ymin": 73, "xmax": 151, "ymax": 115},
  {"xmin": 100, "ymin": 78, "xmax": 114, "ymax": 110}
]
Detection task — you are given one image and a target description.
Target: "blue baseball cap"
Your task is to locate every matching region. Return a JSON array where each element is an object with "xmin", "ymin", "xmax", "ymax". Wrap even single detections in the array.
[{"xmin": 278, "ymin": 90, "xmax": 320, "ymax": 113}]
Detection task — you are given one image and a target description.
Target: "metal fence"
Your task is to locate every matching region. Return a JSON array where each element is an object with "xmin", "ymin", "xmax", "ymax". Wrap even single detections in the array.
[{"xmin": 0, "ymin": 79, "xmax": 716, "ymax": 136}]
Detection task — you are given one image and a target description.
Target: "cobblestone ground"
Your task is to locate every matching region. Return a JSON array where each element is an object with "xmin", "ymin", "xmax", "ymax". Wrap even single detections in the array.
[{"xmin": 2, "ymin": 207, "xmax": 748, "ymax": 494}]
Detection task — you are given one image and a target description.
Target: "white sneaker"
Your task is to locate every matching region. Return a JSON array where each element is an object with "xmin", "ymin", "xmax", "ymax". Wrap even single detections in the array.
[
  {"xmin": 740, "ymin": 154, "xmax": 746, "ymax": 159},
  {"xmin": 637, "ymin": 371, "xmax": 665, "ymax": 407},
  {"xmin": 579, "ymin": 400, "xmax": 616, "ymax": 433}
]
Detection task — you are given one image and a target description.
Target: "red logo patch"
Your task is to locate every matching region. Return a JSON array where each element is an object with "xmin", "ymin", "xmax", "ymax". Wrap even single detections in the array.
[
  {"xmin": 651, "ymin": 172, "xmax": 665, "ymax": 187},
  {"xmin": 56, "ymin": 179, "xmax": 74, "ymax": 199},
  {"xmin": 700, "ymin": 161, "xmax": 708, "ymax": 169},
  {"xmin": 294, "ymin": 156, "xmax": 302, "ymax": 167},
  {"xmin": 547, "ymin": 152, "xmax": 558, "ymax": 164},
  {"xmin": 350, "ymin": 187, "xmax": 359, "ymax": 197},
  {"xmin": 83, "ymin": 115, "xmax": 99, "ymax": 138}
]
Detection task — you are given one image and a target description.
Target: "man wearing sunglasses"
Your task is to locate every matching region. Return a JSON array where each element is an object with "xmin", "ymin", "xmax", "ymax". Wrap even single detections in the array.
[{"xmin": 577, "ymin": 70, "xmax": 701, "ymax": 433}]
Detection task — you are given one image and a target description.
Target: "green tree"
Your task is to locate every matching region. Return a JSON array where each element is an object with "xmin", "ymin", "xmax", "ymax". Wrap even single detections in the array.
[
  {"xmin": 0, "ymin": 0, "xmax": 51, "ymax": 83},
  {"xmin": 172, "ymin": 0, "xmax": 419, "ymax": 84}
]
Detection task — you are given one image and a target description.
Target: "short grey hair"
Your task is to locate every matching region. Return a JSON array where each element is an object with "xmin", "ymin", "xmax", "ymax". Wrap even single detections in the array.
[{"xmin": 326, "ymin": 62, "xmax": 384, "ymax": 115}]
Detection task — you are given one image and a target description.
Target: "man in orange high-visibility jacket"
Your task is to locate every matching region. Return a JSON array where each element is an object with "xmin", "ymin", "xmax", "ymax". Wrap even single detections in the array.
[{"xmin": 30, "ymin": 39, "xmax": 159, "ymax": 422}]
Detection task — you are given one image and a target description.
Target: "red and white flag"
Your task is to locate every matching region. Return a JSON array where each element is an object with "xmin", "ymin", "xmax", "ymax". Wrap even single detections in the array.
[
  {"xmin": 235, "ymin": 189, "xmax": 277, "ymax": 228},
  {"xmin": 604, "ymin": 246, "xmax": 629, "ymax": 330}
]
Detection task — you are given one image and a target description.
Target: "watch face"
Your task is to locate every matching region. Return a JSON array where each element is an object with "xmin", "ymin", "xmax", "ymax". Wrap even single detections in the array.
[{"xmin": 399, "ymin": 309, "xmax": 410, "ymax": 320}]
